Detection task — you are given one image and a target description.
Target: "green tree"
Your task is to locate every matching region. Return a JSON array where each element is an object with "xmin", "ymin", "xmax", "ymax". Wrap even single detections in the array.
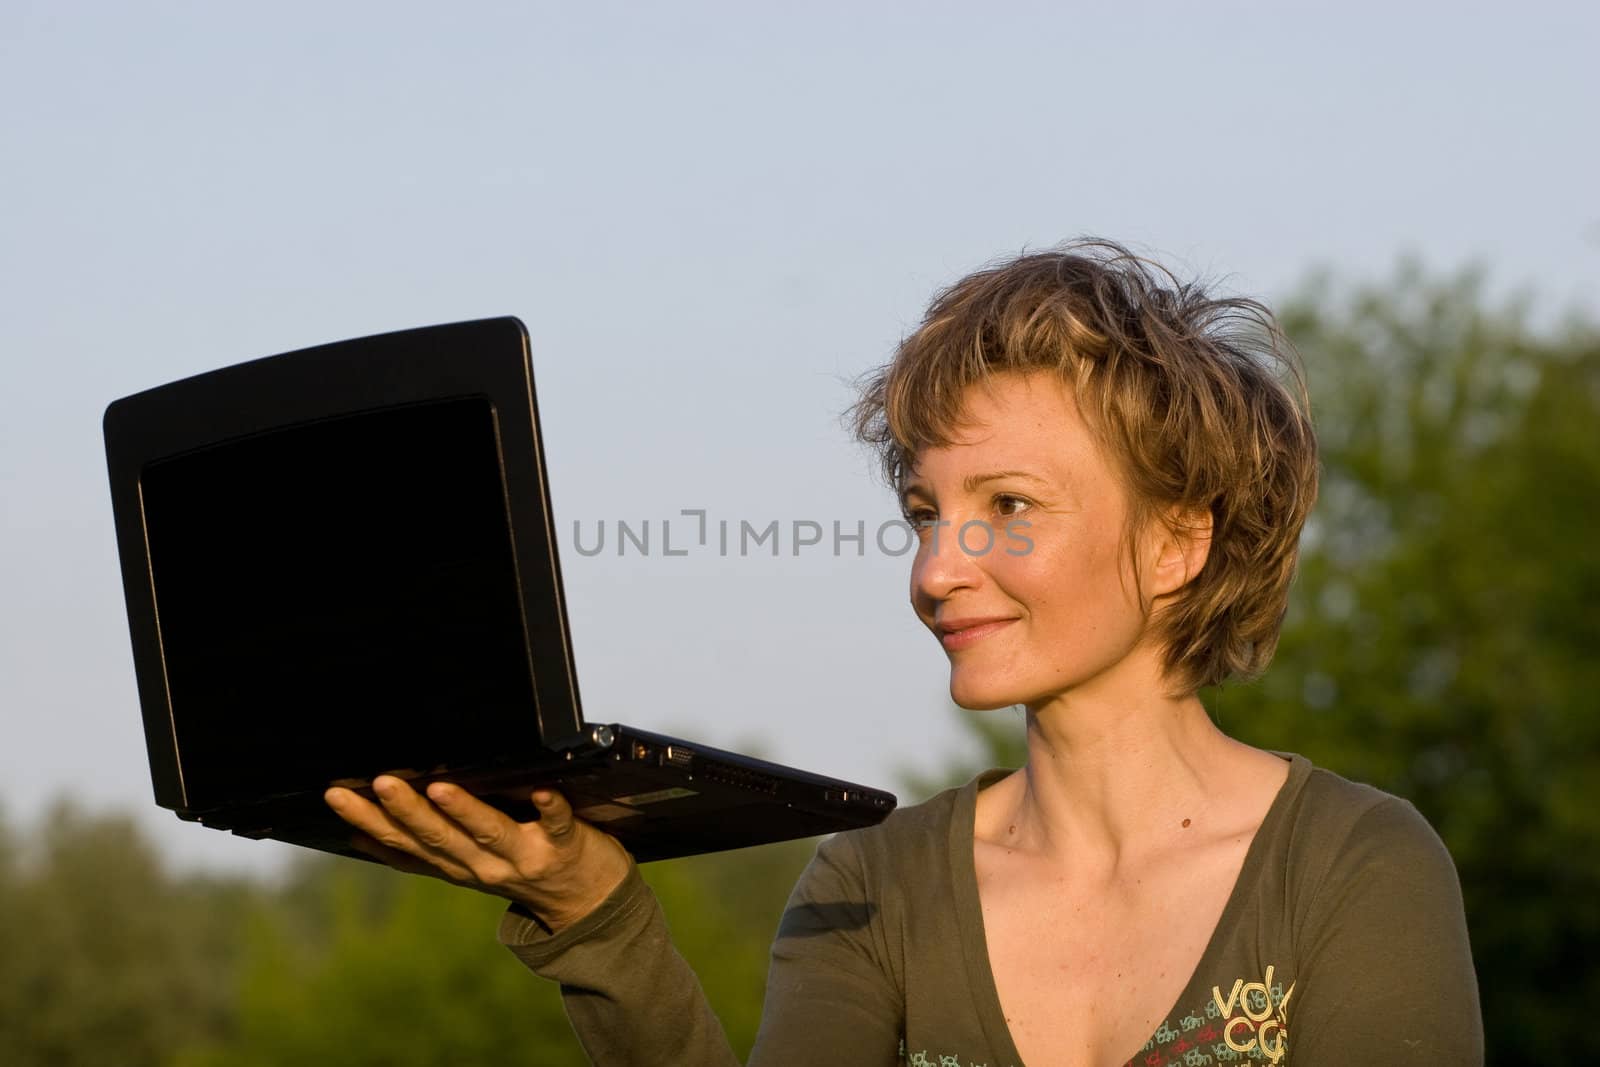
[
  {"xmin": 172, "ymin": 837, "xmax": 815, "ymax": 1065},
  {"xmin": 171, "ymin": 855, "xmax": 584, "ymax": 1067},
  {"xmin": 0, "ymin": 800, "xmax": 259, "ymax": 1067}
]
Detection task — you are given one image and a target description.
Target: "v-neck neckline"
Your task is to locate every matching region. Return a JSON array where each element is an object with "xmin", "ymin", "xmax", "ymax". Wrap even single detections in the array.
[{"xmin": 948, "ymin": 752, "xmax": 1310, "ymax": 1067}]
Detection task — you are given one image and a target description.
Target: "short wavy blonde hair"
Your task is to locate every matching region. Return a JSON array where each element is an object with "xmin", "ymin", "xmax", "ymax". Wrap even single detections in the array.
[{"xmin": 849, "ymin": 238, "xmax": 1318, "ymax": 693}]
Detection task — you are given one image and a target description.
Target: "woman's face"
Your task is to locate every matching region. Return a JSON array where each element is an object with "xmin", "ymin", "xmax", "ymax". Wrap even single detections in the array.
[{"xmin": 901, "ymin": 370, "xmax": 1159, "ymax": 710}]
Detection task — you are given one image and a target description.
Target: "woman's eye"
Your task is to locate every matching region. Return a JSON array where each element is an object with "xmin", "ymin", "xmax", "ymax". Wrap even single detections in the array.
[
  {"xmin": 902, "ymin": 507, "xmax": 939, "ymax": 529},
  {"xmin": 994, "ymin": 494, "xmax": 1031, "ymax": 518}
]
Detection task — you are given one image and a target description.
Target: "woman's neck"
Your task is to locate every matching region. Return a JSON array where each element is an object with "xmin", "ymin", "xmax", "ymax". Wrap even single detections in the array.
[{"xmin": 1001, "ymin": 652, "xmax": 1266, "ymax": 878}]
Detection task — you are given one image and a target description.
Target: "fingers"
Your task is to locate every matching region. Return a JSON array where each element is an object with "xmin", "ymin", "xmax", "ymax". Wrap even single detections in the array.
[
  {"xmin": 530, "ymin": 788, "xmax": 577, "ymax": 842},
  {"xmin": 324, "ymin": 778, "xmax": 475, "ymax": 880},
  {"xmin": 325, "ymin": 778, "xmax": 627, "ymax": 926},
  {"xmin": 424, "ymin": 781, "xmax": 521, "ymax": 854},
  {"xmin": 323, "ymin": 779, "xmax": 588, "ymax": 894}
]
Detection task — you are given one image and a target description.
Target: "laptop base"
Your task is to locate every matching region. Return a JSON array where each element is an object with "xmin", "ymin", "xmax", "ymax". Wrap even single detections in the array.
[{"xmin": 189, "ymin": 724, "xmax": 896, "ymax": 864}]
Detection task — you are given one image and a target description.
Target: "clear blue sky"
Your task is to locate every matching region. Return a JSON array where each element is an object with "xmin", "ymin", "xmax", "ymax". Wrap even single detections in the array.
[{"xmin": 3, "ymin": 1, "xmax": 1595, "ymax": 875}]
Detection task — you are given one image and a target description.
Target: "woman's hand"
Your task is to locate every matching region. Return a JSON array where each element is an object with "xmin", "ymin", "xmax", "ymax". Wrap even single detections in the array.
[{"xmin": 323, "ymin": 776, "xmax": 632, "ymax": 933}]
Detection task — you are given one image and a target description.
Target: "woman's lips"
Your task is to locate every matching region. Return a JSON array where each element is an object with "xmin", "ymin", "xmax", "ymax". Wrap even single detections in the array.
[{"xmin": 938, "ymin": 618, "xmax": 1018, "ymax": 651}]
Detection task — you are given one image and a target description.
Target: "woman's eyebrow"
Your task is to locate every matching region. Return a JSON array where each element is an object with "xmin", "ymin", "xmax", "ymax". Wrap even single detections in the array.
[
  {"xmin": 960, "ymin": 469, "xmax": 1050, "ymax": 493},
  {"xmin": 899, "ymin": 469, "xmax": 1051, "ymax": 508}
]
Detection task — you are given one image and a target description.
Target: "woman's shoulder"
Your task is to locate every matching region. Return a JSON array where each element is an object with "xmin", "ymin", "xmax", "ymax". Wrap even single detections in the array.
[
  {"xmin": 1284, "ymin": 754, "xmax": 1450, "ymax": 852},
  {"xmin": 1272, "ymin": 753, "xmax": 1464, "ymax": 920}
]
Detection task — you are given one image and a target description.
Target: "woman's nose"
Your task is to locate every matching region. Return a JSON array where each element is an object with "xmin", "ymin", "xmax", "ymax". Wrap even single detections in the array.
[{"xmin": 910, "ymin": 519, "xmax": 991, "ymax": 603}]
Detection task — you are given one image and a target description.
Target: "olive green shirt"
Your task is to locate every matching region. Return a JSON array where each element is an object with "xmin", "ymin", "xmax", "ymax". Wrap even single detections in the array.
[{"xmin": 499, "ymin": 753, "xmax": 1483, "ymax": 1065}]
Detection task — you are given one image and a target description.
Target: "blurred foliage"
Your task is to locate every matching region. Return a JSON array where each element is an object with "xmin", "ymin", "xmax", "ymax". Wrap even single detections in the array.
[
  {"xmin": 2, "ymin": 260, "xmax": 1591, "ymax": 1063},
  {"xmin": 165, "ymin": 838, "xmax": 813, "ymax": 1065},
  {"xmin": 0, "ymin": 800, "xmax": 263, "ymax": 1067},
  {"xmin": 167, "ymin": 855, "xmax": 581, "ymax": 1067}
]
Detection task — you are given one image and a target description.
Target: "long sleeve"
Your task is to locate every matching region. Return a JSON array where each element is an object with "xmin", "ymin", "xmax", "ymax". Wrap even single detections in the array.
[
  {"xmin": 499, "ymin": 830, "xmax": 906, "ymax": 1066},
  {"xmin": 498, "ymin": 860, "xmax": 741, "ymax": 1067},
  {"xmin": 1289, "ymin": 796, "xmax": 1484, "ymax": 1063},
  {"xmin": 747, "ymin": 830, "xmax": 904, "ymax": 1065}
]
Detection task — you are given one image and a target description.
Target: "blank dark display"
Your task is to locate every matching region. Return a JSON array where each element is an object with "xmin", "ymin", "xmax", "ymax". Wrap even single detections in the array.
[{"xmin": 139, "ymin": 396, "xmax": 542, "ymax": 810}]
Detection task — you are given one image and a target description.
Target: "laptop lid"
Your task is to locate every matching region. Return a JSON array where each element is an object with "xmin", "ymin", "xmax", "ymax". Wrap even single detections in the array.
[{"xmin": 103, "ymin": 317, "xmax": 588, "ymax": 817}]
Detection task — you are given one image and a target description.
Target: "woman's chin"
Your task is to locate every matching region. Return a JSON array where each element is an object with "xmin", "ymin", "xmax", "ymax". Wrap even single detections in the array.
[{"xmin": 948, "ymin": 675, "xmax": 1030, "ymax": 712}]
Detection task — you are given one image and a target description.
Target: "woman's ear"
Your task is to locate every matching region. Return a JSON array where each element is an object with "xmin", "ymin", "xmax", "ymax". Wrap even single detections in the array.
[{"xmin": 1146, "ymin": 505, "xmax": 1213, "ymax": 601}]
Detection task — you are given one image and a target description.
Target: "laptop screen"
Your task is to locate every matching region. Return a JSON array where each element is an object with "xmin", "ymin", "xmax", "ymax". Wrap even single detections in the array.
[{"xmin": 139, "ymin": 396, "xmax": 543, "ymax": 811}]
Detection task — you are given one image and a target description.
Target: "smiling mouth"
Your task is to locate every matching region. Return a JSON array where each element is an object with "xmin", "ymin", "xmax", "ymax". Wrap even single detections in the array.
[{"xmin": 938, "ymin": 619, "xmax": 1017, "ymax": 651}]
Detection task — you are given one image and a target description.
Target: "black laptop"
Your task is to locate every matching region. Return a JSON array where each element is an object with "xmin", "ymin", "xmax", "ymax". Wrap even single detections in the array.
[{"xmin": 102, "ymin": 316, "xmax": 896, "ymax": 864}]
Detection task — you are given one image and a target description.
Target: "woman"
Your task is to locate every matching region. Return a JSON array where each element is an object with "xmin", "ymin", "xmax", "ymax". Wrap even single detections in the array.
[{"xmin": 324, "ymin": 240, "xmax": 1483, "ymax": 1065}]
